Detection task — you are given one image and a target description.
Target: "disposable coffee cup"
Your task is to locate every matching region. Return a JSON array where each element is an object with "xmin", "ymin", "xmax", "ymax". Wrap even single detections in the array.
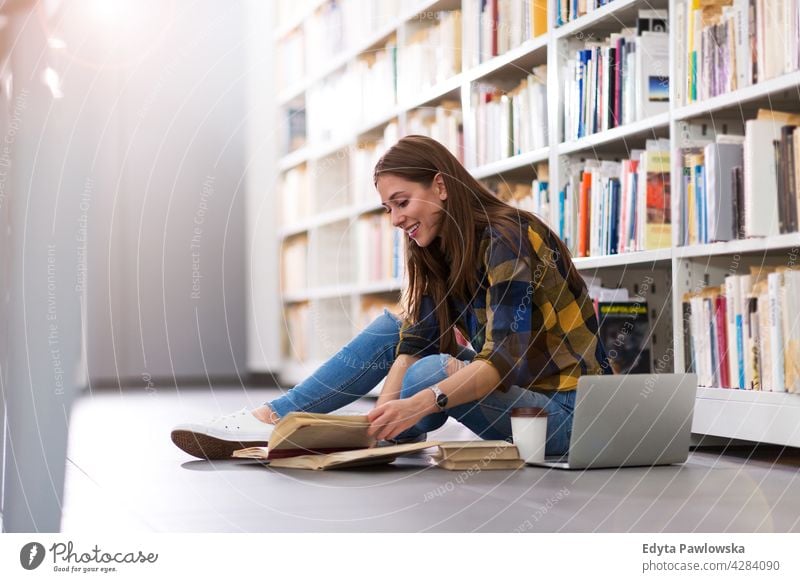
[{"xmin": 510, "ymin": 407, "xmax": 548, "ymax": 463}]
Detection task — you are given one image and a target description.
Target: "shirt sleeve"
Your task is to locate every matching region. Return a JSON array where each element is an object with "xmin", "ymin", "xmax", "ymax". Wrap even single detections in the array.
[
  {"xmin": 395, "ymin": 295, "xmax": 442, "ymax": 358},
  {"xmin": 473, "ymin": 228, "xmax": 544, "ymax": 391}
]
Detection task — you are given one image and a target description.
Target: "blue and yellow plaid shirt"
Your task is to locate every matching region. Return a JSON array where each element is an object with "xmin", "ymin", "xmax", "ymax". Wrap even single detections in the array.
[{"xmin": 396, "ymin": 219, "xmax": 610, "ymax": 392}]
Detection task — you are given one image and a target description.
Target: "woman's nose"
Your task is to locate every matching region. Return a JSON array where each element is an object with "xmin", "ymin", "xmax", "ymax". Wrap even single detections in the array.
[{"xmin": 391, "ymin": 212, "xmax": 404, "ymax": 228}]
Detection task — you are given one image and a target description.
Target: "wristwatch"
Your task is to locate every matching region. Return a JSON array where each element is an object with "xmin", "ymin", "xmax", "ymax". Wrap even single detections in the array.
[{"xmin": 429, "ymin": 384, "xmax": 448, "ymax": 411}]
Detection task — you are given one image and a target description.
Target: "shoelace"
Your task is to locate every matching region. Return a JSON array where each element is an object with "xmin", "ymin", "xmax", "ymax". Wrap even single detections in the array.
[{"xmin": 208, "ymin": 407, "xmax": 249, "ymax": 429}]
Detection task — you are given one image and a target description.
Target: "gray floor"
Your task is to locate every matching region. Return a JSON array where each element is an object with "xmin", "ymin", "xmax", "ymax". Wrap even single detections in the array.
[{"xmin": 61, "ymin": 384, "xmax": 800, "ymax": 532}]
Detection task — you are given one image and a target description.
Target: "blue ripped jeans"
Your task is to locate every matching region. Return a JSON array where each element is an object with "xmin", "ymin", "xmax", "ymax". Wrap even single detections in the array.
[{"xmin": 267, "ymin": 310, "xmax": 575, "ymax": 456}]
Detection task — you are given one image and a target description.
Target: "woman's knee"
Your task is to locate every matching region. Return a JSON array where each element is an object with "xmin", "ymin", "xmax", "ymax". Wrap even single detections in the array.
[
  {"xmin": 400, "ymin": 353, "xmax": 468, "ymax": 398},
  {"xmin": 400, "ymin": 354, "xmax": 447, "ymax": 398}
]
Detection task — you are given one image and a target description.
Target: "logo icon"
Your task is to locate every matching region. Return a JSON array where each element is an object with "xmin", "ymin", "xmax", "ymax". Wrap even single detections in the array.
[{"xmin": 20, "ymin": 542, "xmax": 46, "ymax": 570}]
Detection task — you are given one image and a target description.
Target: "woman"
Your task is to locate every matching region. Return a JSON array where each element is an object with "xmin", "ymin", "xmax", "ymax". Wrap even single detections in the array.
[{"xmin": 171, "ymin": 135, "xmax": 609, "ymax": 460}]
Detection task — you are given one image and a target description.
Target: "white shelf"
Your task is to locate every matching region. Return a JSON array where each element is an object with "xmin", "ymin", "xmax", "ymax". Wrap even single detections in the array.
[
  {"xmin": 558, "ymin": 112, "xmax": 670, "ymax": 155},
  {"xmin": 675, "ymin": 233, "xmax": 800, "ymax": 259},
  {"xmin": 282, "ymin": 283, "xmax": 355, "ymax": 302},
  {"xmin": 283, "ymin": 279, "xmax": 402, "ymax": 303},
  {"xmin": 471, "ymin": 147, "xmax": 549, "ymax": 179},
  {"xmin": 693, "ymin": 387, "xmax": 800, "ymax": 448},
  {"xmin": 278, "ymin": 109, "xmax": 402, "ymax": 172},
  {"xmin": 278, "ymin": 146, "xmax": 313, "ymax": 172},
  {"xmin": 465, "ymin": 34, "xmax": 549, "ymax": 83},
  {"xmin": 672, "ymin": 70, "xmax": 800, "ymax": 121},
  {"xmin": 279, "ymin": 205, "xmax": 354, "ymax": 238},
  {"xmin": 572, "ymin": 247, "xmax": 672, "ymax": 270},
  {"xmin": 403, "ymin": 73, "xmax": 464, "ymax": 110},
  {"xmin": 355, "ymin": 279, "xmax": 403, "ymax": 295}
]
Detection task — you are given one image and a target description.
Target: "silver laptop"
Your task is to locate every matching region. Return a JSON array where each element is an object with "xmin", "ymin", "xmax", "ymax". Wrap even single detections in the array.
[{"xmin": 528, "ymin": 373, "xmax": 698, "ymax": 470}]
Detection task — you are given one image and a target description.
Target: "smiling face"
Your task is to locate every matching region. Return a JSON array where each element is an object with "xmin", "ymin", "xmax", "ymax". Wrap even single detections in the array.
[{"xmin": 376, "ymin": 173, "xmax": 447, "ymax": 248}]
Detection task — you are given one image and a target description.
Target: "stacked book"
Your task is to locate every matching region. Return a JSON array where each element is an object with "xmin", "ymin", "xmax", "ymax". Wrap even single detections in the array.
[
  {"xmin": 559, "ymin": 139, "xmax": 671, "ymax": 257},
  {"xmin": 677, "ymin": 0, "xmax": 800, "ymax": 106},
  {"xmin": 682, "ymin": 268, "xmax": 800, "ymax": 392},
  {"xmin": 563, "ymin": 16, "xmax": 669, "ymax": 140},
  {"xmin": 679, "ymin": 110, "xmax": 800, "ymax": 246},
  {"xmin": 463, "ymin": 0, "xmax": 548, "ymax": 69},
  {"xmin": 432, "ymin": 441, "xmax": 524, "ymax": 470},
  {"xmin": 472, "ymin": 65, "xmax": 548, "ymax": 167}
]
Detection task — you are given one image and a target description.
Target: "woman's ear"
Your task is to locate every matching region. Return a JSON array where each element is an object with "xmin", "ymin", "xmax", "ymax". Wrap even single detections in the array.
[{"xmin": 435, "ymin": 173, "xmax": 447, "ymax": 200}]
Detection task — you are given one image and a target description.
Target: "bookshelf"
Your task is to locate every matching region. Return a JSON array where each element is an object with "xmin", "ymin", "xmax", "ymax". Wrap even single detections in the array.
[{"xmin": 265, "ymin": 0, "xmax": 800, "ymax": 447}]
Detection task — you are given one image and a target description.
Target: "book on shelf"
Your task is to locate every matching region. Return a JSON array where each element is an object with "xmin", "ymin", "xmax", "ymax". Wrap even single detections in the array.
[
  {"xmin": 406, "ymin": 101, "xmax": 464, "ymax": 163},
  {"xmin": 351, "ymin": 124, "xmax": 400, "ymax": 208},
  {"xmin": 563, "ymin": 26, "xmax": 668, "ymax": 141},
  {"xmin": 235, "ymin": 441, "xmax": 438, "ymax": 470},
  {"xmin": 596, "ymin": 301, "xmax": 652, "ymax": 374},
  {"xmin": 472, "ymin": 65, "xmax": 548, "ymax": 167},
  {"xmin": 358, "ymin": 39, "xmax": 398, "ymax": 124},
  {"xmin": 398, "ymin": 10, "xmax": 462, "ymax": 103},
  {"xmin": 556, "ymin": 0, "xmax": 616, "ymax": 27},
  {"xmin": 283, "ymin": 302, "xmax": 311, "ymax": 362},
  {"xmin": 483, "ymin": 165, "xmax": 552, "ymax": 231},
  {"xmin": 677, "ymin": 0, "xmax": 800, "ymax": 106},
  {"xmin": 431, "ymin": 440, "xmax": 524, "ymax": 470},
  {"xmin": 281, "ymin": 236, "xmax": 309, "ymax": 294},
  {"xmin": 683, "ymin": 267, "xmax": 800, "ymax": 392},
  {"xmin": 357, "ymin": 297, "xmax": 401, "ymax": 331},
  {"xmin": 463, "ymin": 0, "xmax": 548, "ymax": 69},
  {"xmin": 680, "ymin": 110, "xmax": 800, "ymax": 244},
  {"xmin": 280, "ymin": 166, "xmax": 311, "ymax": 226},
  {"xmin": 559, "ymin": 139, "xmax": 671, "ymax": 258},
  {"xmin": 284, "ymin": 105, "xmax": 306, "ymax": 153},
  {"xmin": 306, "ymin": 33, "xmax": 398, "ymax": 146},
  {"xmin": 277, "ymin": 28, "xmax": 305, "ymax": 88},
  {"xmin": 356, "ymin": 213, "xmax": 404, "ymax": 283}
]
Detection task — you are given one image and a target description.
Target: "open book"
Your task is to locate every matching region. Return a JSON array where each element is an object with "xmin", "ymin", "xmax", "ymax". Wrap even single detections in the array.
[{"xmin": 261, "ymin": 412, "xmax": 376, "ymax": 459}]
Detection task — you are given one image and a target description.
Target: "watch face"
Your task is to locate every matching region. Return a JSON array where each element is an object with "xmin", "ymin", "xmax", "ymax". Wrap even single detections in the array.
[{"xmin": 436, "ymin": 393, "xmax": 448, "ymax": 409}]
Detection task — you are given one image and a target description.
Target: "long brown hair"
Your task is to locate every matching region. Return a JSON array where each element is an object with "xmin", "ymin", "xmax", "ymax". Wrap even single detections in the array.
[{"xmin": 373, "ymin": 135, "xmax": 585, "ymax": 355}]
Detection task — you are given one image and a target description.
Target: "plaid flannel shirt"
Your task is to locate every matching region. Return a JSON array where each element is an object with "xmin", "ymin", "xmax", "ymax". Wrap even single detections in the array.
[{"xmin": 396, "ymin": 219, "xmax": 609, "ymax": 392}]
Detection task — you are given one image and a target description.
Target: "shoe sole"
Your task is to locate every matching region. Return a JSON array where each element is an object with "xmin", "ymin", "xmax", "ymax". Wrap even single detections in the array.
[{"xmin": 171, "ymin": 430, "xmax": 269, "ymax": 460}]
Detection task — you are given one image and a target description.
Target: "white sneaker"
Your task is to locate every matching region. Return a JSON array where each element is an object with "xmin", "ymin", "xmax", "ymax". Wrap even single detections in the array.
[{"xmin": 171, "ymin": 407, "xmax": 274, "ymax": 460}]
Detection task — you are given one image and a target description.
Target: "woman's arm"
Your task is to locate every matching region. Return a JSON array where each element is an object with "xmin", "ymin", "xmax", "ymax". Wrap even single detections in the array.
[
  {"xmin": 374, "ymin": 354, "xmax": 419, "ymax": 407},
  {"xmin": 367, "ymin": 359, "xmax": 501, "ymax": 440}
]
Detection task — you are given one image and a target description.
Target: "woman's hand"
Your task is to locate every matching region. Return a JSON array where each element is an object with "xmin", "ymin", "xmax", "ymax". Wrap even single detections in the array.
[{"xmin": 367, "ymin": 394, "xmax": 433, "ymax": 441}]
